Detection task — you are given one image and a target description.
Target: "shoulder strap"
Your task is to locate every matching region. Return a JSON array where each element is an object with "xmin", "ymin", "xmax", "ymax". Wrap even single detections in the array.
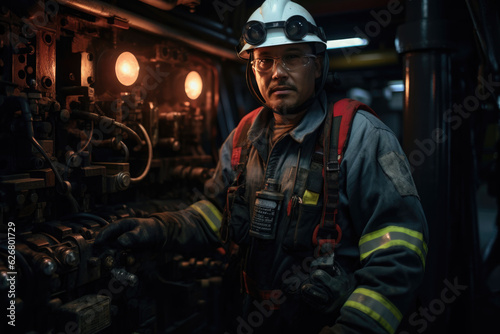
[
  {"xmin": 315, "ymin": 98, "xmax": 377, "ymax": 256},
  {"xmin": 331, "ymin": 98, "xmax": 377, "ymax": 165},
  {"xmin": 231, "ymin": 107, "xmax": 262, "ymax": 172}
]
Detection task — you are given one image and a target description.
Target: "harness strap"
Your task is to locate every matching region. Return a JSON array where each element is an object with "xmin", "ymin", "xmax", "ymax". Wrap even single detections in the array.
[
  {"xmin": 231, "ymin": 107, "xmax": 262, "ymax": 172},
  {"xmin": 316, "ymin": 98, "xmax": 377, "ymax": 256}
]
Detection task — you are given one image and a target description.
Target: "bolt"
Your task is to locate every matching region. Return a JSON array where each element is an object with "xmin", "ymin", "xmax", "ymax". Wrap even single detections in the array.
[
  {"xmin": 115, "ymin": 172, "xmax": 131, "ymax": 191},
  {"xmin": 52, "ymin": 101, "xmax": 61, "ymax": 112},
  {"xmin": 62, "ymin": 249, "xmax": 79, "ymax": 267},
  {"xmin": 103, "ymin": 255, "xmax": 114, "ymax": 268},
  {"xmin": 0, "ymin": 271, "xmax": 8, "ymax": 290},
  {"xmin": 41, "ymin": 258, "xmax": 56, "ymax": 276},
  {"xmin": 60, "ymin": 109, "xmax": 70, "ymax": 122},
  {"xmin": 29, "ymin": 192, "xmax": 38, "ymax": 203}
]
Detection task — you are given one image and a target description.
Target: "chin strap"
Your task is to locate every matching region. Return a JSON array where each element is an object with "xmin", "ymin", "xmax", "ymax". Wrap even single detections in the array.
[{"xmin": 246, "ymin": 54, "xmax": 267, "ymax": 105}]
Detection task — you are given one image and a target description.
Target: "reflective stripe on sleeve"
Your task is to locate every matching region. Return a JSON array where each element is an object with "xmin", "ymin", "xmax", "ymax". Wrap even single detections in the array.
[
  {"xmin": 359, "ymin": 226, "xmax": 428, "ymax": 267},
  {"xmin": 190, "ymin": 200, "xmax": 222, "ymax": 235},
  {"xmin": 344, "ymin": 287, "xmax": 402, "ymax": 334}
]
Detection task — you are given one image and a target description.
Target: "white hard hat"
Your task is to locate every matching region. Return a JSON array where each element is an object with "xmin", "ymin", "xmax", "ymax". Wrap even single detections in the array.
[{"xmin": 237, "ymin": 0, "xmax": 327, "ymax": 59}]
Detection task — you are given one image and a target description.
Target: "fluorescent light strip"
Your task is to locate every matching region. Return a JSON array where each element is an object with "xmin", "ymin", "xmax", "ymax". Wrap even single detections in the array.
[
  {"xmin": 388, "ymin": 80, "xmax": 404, "ymax": 92},
  {"xmin": 326, "ymin": 37, "xmax": 369, "ymax": 50}
]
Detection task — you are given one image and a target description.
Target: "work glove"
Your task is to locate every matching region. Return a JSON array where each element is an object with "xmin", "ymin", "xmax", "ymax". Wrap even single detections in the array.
[
  {"xmin": 95, "ymin": 217, "xmax": 169, "ymax": 249},
  {"xmin": 283, "ymin": 256, "xmax": 355, "ymax": 316},
  {"xmin": 300, "ymin": 268, "xmax": 355, "ymax": 314}
]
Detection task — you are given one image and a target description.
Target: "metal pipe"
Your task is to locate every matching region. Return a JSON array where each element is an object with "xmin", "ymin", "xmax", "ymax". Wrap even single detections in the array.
[
  {"xmin": 396, "ymin": 0, "xmax": 452, "ymax": 332},
  {"xmin": 55, "ymin": 0, "xmax": 238, "ymax": 61},
  {"xmin": 138, "ymin": 0, "xmax": 177, "ymax": 11}
]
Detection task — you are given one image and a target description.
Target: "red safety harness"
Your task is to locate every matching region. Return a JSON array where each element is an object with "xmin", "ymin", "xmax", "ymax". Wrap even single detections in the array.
[
  {"xmin": 231, "ymin": 98, "xmax": 376, "ymax": 251},
  {"xmin": 230, "ymin": 98, "xmax": 377, "ymax": 302}
]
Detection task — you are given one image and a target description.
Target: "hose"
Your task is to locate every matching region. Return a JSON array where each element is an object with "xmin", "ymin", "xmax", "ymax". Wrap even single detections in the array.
[
  {"xmin": 71, "ymin": 110, "xmax": 143, "ymax": 150},
  {"xmin": 130, "ymin": 123, "xmax": 152, "ymax": 183}
]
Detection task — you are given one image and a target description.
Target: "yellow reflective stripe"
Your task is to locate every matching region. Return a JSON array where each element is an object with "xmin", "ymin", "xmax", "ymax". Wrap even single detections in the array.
[
  {"xmin": 359, "ymin": 226, "xmax": 428, "ymax": 267},
  {"xmin": 360, "ymin": 226, "xmax": 425, "ymax": 247},
  {"xmin": 345, "ymin": 288, "xmax": 402, "ymax": 334},
  {"xmin": 303, "ymin": 190, "xmax": 319, "ymax": 205},
  {"xmin": 190, "ymin": 200, "xmax": 222, "ymax": 235}
]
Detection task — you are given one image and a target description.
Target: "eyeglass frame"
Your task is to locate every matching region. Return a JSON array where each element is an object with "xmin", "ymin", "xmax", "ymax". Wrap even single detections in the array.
[{"xmin": 251, "ymin": 53, "xmax": 317, "ymax": 73}]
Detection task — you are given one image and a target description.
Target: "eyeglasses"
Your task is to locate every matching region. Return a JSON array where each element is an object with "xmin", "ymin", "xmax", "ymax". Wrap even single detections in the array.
[
  {"xmin": 242, "ymin": 15, "xmax": 327, "ymax": 47},
  {"xmin": 251, "ymin": 54, "xmax": 317, "ymax": 73}
]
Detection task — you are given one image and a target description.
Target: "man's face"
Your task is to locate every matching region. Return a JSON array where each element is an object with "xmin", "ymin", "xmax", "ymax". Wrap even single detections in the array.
[{"xmin": 252, "ymin": 43, "xmax": 322, "ymax": 114}]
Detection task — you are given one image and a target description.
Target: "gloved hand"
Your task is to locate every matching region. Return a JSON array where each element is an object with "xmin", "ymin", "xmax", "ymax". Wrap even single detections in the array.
[
  {"xmin": 95, "ymin": 217, "xmax": 169, "ymax": 249},
  {"xmin": 300, "ymin": 268, "xmax": 355, "ymax": 314}
]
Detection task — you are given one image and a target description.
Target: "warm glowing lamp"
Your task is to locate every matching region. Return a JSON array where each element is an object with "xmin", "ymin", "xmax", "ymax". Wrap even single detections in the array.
[
  {"xmin": 184, "ymin": 71, "xmax": 203, "ymax": 100},
  {"xmin": 115, "ymin": 52, "xmax": 140, "ymax": 86}
]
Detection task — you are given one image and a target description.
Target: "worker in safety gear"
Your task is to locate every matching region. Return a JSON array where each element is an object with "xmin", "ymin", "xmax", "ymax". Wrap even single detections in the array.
[{"xmin": 96, "ymin": 0, "xmax": 429, "ymax": 333}]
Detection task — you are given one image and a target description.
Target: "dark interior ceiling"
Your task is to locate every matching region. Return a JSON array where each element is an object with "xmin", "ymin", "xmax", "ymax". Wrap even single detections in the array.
[
  {"xmin": 129, "ymin": 0, "xmax": 411, "ymax": 89},
  {"xmin": 115, "ymin": 0, "xmax": 476, "ymax": 102}
]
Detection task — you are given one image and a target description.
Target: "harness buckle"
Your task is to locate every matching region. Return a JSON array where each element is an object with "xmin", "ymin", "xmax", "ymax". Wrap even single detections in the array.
[{"xmin": 326, "ymin": 160, "xmax": 339, "ymax": 172}]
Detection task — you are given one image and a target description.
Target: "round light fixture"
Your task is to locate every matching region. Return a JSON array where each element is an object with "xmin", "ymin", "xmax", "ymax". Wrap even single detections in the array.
[
  {"xmin": 184, "ymin": 71, "xmax": 203, "ymax": 100},
  {"xmin": 115, "ymin": 51, "xmax": 140, "ymax": 86}
]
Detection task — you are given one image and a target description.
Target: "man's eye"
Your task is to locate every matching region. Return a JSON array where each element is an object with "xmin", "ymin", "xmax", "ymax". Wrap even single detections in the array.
[
  {"xmin": 284, "ymin": 54, "xmax": 301, "ymax": 61},
  {"xmin": 259, "ymin": 59, "xmax": 273, "ymax": 65}
]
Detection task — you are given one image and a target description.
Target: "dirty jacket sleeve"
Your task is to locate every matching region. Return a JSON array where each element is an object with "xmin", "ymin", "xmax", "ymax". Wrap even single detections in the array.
[
  {"xmin": 330, "ymin": 110, "xmax": 429, "ymax": 334},
  {"xmin": 150, "ymin": 131, "xmax": 237, "ymax": 255}
]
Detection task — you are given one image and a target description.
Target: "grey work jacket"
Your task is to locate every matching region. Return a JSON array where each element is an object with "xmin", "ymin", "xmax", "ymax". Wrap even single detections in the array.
[{"xmin": 164, "ymin": 91, "xmax": 429, "ymax": 334}]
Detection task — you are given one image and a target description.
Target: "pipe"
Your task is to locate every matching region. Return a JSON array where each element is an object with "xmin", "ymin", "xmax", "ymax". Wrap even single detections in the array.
[
  {"xmin": 138, "ymin": 0, "xmax": 177, "ymax": 11},
  {"xmin": 396, "ymin": 1, "xmax": 452, "ymax": 332},
  {"xmin": 329, "ymin": 50, "xmax": 399, "ymax": 70},
  {"xmin": 55, "ymin": 0, "xmax": 238, "ymax": 61},
  {"xmin": 396, "ymin": 0, "xmax": 479, "ymax": 332},
  {"xmin": 465, "ymin": 0, "xmax": 500, "ymax": 74}
]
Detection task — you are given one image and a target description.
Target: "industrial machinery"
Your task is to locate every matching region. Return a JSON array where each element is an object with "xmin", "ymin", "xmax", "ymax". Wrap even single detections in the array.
[
  {"xmin": 0, "ymin": 1, "xmax": 240, "ymax": 332},
  {"xmin": 1, "ymin": 0, "xmax": 500, "ymax": 333}
]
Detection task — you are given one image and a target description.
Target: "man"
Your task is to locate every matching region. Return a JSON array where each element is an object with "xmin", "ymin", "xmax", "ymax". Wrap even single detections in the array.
[{"xmin": 96, "ymin": 0, "xmax": 429, "ymax": 333}]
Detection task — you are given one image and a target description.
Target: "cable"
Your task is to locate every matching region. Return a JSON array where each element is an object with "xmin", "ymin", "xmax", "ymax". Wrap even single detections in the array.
[
  {"xmin": 77, "ymin": 120, "xmax": 94, "ymax": 153},
  {"xmin": 11, "ymin": 97, "xmax": 80, "ymax": 213},
  {"xmin": 130, "ymin": 123, "xmax": 152, "ymax": 184},
  {"xmin": 119, "ymin": 140, "xmax": 130, "ymax": 162},
  {"xmin": 71, "ymin": 110, "xmax": 143, "ymax": 150},
  {"xmin": 60, "ymin": 212, "xmax": 109, "ymax": 226},
  {"xmin": 30, "ymin": 137, "xmax": 64, "ymax": 186}
]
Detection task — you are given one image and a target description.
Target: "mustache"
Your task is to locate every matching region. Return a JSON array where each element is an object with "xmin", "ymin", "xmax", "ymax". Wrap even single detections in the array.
[{"xmin": 268, "ymin": 82, "xmax": 297, "ymax": 94}]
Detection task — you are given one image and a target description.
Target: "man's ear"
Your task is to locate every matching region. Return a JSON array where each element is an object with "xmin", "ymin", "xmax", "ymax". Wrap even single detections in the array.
[{"xmin": 314, "ymin": 55, "xmax": 322, "ymax": 79}]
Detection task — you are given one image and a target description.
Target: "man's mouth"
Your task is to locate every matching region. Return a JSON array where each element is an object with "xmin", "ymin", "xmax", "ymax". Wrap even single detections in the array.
[{"xmin": 270, "ymin": 86, "xmax": 295, "ymax": 95}]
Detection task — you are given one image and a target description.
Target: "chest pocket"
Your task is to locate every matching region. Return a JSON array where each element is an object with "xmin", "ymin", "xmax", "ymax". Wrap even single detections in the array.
[{"xmin": 282, "ymin": 159, "xmax": 323, "ymax": 253}]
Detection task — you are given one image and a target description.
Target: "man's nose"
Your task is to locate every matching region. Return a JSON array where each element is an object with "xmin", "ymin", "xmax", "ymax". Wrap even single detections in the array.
[{"xmin": 271, "ymin": 60, "xmax": 288, "ymax": 79}]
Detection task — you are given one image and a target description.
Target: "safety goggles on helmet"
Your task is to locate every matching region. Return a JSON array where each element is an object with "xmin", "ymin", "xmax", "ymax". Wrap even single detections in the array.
[
  {"xmin": 251, "ymin": 54, "xmax": 317, "ymax": 73},
  {"xmin": 241, "ymin": 15, "xmax": 327, "ymax": 47}
]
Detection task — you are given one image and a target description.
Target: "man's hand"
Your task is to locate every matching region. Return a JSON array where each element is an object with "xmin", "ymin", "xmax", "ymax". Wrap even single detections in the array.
[
  {"xmin": 300, "ymin": 268, "xmax": 354, "ymax": 314},
  {"xmin": 95, "ymin": 217, "xmax": 169, "ymax": 249}
]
